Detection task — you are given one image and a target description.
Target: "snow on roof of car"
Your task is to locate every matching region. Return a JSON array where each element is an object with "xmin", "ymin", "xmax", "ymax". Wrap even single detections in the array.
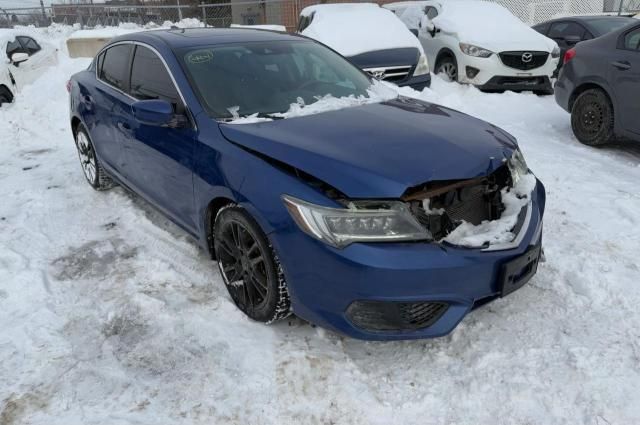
[
  {"xmin": 433, "ymin": 0, "xmax": 556, "ymax": 51},
  {"xmin": 230, "ymin": 24, "xmax": 287, "ymax": 32},
  {"xmin": 300, "ymin": 3, "xmax": 424, "ymax": 57}
]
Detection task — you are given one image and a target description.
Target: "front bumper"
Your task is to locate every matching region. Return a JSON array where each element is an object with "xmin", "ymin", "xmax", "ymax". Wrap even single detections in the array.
[
  {"xmin": 457, "ymin": 52, "xmax": 558, "ymax": 91},
  {"xmin": 477, "ymin": 76, "xmax": 553, "ymax": 93},
  {"xmin": 397, "ymin": 73, "xmax": 432, "ymax": 91},
  {"xmin": 271, "ymin": 179, "xmax": 546, "ymax": 340}
]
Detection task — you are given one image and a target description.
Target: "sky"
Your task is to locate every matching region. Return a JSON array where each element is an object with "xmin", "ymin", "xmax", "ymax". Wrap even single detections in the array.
[{"xmin": 0, "ymin": 0, "xmax": 52, "ymax": 9}]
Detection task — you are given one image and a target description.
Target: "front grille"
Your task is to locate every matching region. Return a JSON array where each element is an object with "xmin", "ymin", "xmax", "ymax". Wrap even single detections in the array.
[
  {"xmin": 499, "ymin": 51, "xmax": 549, "ymax": 71},
  {"xmin": 346, "ymin": 300, "xmax": 449, "ymax": 332},
  {"xmin": 363, "ymin": 65, "xmax": 412, "ymax": 83}
]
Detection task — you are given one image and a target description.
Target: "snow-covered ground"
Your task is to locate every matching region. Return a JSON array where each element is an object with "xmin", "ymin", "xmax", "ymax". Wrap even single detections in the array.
[{"xmin": 2, "ymin": 26, "xmax": 640, "ymax": 425}]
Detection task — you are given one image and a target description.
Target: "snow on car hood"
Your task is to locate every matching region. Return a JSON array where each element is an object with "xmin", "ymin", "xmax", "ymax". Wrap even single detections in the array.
[
  {"xmin": 300, "ymin": 3, "xmax": 425, "ymax": 57},
  {"xmin": 433, "ymin": 1, "xmax": 557, "ymax": 52},
  {"xmin": 219, "ymin": 97, "xmax": 517, "ymax": 199}
]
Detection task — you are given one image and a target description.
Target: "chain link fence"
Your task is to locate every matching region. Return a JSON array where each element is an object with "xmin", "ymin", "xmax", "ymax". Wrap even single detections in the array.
[{"xmin": 0, "ymin": 0, "xmax": 637, "ymax": 30}]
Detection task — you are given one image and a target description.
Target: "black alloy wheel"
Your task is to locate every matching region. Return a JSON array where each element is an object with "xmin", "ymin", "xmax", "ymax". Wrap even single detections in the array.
[
  {"xmin": 74, "ymin": 124, "xmax": 115, "ymax": 190},
  {"xmin": 214, "ymin": 206, "xmax": 290, "ymax": 323},
  {"xmin": 571, "ymin": 89, "xmax": 615, "ymax": 146}
]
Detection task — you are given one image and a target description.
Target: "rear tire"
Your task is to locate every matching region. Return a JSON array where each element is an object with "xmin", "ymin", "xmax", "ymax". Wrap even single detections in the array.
[
  {"xmin": 571, "ymin": 89, "xmax": 615, "ymax": 146},
  {"xmin": 74, "ymin": 124, "xmax": 115, "ymax": 190},
  {"xmin": 213, "ymin": 206, "xmax": 291, "ymax": 324},
  {"xmin": 0, "ymin": 86, "xmax": 13, "ymax": 107},
  {"xmin": 436, "ymin": 56, "xmax": 458, "ymax": 82}
]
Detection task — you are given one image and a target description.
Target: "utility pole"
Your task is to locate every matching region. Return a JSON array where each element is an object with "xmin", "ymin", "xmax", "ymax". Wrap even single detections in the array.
[
  {"xmin": 177, "ymin": 0, "xmax": 183, "ymax": 21},
  {"xmin": 618, "ymin": 0, "xmax": 625, "ymax": 15},
  {"xmin": 40, "ymin": 0, "xmax": 47, "ymax": 22}
]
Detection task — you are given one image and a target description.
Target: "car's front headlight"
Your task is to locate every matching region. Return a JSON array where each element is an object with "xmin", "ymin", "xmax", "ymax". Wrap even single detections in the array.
[
  {"xmin": 459, "ymin": 43, "xmax": 493, "ymax": 58},
  {"xmin": 283, "ymin": 195, "xmax": 431, "ymax": 248},
  {"xmin": 413, "ymin": 54, "xmax": 430, "ymax": 76},
  {"xmin": 507, "ymin": 149, "xmax": 529, "ymax": 185},
  {"xmin": 551, "ymin": 45, "xmax": 561, "ymax": 59}
]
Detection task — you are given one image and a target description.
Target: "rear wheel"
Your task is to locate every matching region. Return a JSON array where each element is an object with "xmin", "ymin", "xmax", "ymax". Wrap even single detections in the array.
[
  {"xmin": 0, "ymin": 86, "xmax": 13, "ymax": 107},
  {"xmin": 436, "ymin": 56, "xmax": 458, "ymax": 82},
  {"xmin": 74, "ymin": 124, "xmax": 114, "ymax": 190},
  {"xmin": 213, "ymin": 206, "xmax": 291, "ymax": 323},
  {"xmin": 571, "ymin": 89, "xmax": 615, "ymax": 146}
]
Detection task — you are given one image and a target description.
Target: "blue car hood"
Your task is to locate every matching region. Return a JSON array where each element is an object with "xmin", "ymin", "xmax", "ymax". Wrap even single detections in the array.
[{"xmin": 219, "ymin": 97, "xmax": 518, "ymax": 199}]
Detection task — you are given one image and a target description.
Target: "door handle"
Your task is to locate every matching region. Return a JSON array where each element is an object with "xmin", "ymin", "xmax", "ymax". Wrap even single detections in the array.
[
  {"xmin": 117, "ymin": 121, "xmax": 131, "ymax": 132},
  {"xmin": 612, "ymin": 61, "xmax": 631, "ymax": 71}
]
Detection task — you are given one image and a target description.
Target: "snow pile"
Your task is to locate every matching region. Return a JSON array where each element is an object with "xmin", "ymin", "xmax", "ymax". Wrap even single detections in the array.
[
  {"xmin": 431, "ymin": 0, "xmax": 556, "ymax": 51},
  {"xmin": 228, "ymin": 81, "xmax": 398, "ymax": 124},
  {"xmin": 66, "ymin": 18, "xmax": 204, "ymax": 40},
  {"xmin": 300, "ymin": 3, "xmax": 424, "ymax": 57},
  {"xmin": 443, "ymin": 173, "xmax": 537, "ymax": 247},
  {"xmin": 230, "ymin": 24, "xmax": 287, "ymax": 32}
]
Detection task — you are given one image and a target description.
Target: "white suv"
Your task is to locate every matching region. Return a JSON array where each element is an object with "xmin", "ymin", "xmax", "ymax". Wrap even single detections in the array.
[
  {"xmin": 1, "ymin": 32, "xmax": 58, "ymax": 106},
  {"xmin": 385, "ymin": 0, "xmax": 560, "ymax": 94}
]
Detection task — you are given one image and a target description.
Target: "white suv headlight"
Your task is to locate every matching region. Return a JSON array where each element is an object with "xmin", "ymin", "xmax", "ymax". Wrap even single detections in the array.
[
  {"xmin": 413, "ymin": 54, "xmax": 430, "ymax": 76},
  {"xmin": 459, "ymin": 43, "xmax": 493, "ymax": 58},
  {"xmin": 283, "ymin": 196, "xmax": 431, "ymax": 248}
]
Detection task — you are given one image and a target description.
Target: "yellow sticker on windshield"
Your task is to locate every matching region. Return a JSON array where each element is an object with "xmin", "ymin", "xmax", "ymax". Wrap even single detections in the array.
[{"xmin": 187, "ymin": 50, "xmax": 214, "ymax": 64}]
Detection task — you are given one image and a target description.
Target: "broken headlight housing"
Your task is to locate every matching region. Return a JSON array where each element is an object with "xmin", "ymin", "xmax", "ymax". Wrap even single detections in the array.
[
  {"xmin": 507, "ymin": 149, "xmax": 529, "ymax": 185},
  {"xmin": 283, "ymin": 195, "xmax": 431, "ymax": 248}
]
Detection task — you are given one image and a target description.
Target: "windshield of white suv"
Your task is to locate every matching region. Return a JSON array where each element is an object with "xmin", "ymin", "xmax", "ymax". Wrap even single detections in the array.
[{"xmin": 179, "ymin": 40, "xmax": 375, "ymax": 120}]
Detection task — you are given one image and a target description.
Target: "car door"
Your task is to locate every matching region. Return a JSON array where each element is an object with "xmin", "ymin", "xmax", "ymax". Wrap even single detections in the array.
[
  {"xmin": 418, "ymin": 5, "xmax": 442, "ymax": 67},
  {"xmin": 6, "ymin": 36, "xmax": 57, "ymax": 90},
  {"xmin": 91, "ymin": 43, "xmax": 134, "ymax": 173},
  {"xmin": 120, "ymin": 44, "xmax": 197, "ymax": 230},
  {"xmin": 611, "ymin": 26, "xmax": 640, "ymax": 135}
]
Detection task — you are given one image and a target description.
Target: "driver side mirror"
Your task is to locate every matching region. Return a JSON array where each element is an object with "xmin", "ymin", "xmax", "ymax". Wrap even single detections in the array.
[
  {"xmin": 11, "ymin": 52, "xmax": 29, "ymax": 65},
  {"xmin": 564, "ymin": 35, "xmax": 581, "ymax": 46},
  {"xmin": 409, "ymin": 28, "xmax": 419, "ymax": 37},
  {"xmin": 132, "ymin": 99, "xmax": 188, "ymax": 128}
]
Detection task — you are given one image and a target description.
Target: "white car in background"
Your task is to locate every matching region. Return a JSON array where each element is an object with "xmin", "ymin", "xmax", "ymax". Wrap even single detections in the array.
[
  {"xmin": 0, "ymin": 32, "xmax": 58, "ymax": 106},
  {"xmin": 298, "ymin": 3, "xmax": 432, "ymax": 90},
  {"xmin": 385, "ymin": 0, "xmax": 560, "ymax": 94}
]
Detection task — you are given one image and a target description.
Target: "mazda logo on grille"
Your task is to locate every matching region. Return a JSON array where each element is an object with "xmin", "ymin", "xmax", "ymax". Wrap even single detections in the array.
[{"xmin": 522, "ymin": 52, "xmax": 533, "ymax": 63}]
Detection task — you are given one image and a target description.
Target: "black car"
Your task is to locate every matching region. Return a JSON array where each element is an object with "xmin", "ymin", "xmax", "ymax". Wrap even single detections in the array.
[
  {"xmin": 555, "ymin": 22, "xmax": 640, "ymax": 146},
  {"xmin": 534, "ymin": 15, "xmax": 636, "ymax": 75}
]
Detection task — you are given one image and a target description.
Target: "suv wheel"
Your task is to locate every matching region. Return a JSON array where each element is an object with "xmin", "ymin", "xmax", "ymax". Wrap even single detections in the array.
[
  {"xmin": 571, "ymin": 89, "xmax": 615, "ymax": 146},
  {"xmin": 213, "ymin": 206, "xmax": 291, "ymax": 323},
  {"xmin": 74, "ymin": 124, "xmax": 114, "ymax": 190},
  {"xmin": 436, "ymin": 56, "xmax": 458, "ymax": 82}
]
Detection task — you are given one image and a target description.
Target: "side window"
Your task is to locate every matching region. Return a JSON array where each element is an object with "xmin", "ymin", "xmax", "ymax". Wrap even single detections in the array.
[
  {"xmin": 533, "ymin": 23, "xmax": 550, "ymax": 36},
  {"xmin": 624, "ymin": 28, "xmax": 640, "ymax": 51},
  {"xmin": 548, "ymin": 22, "xmax": 586, "ymax": 40},
  {"xmin": 130, "ymin": 45, "xmax": 180, "ymax": 109},
  {"xmin": 95, "ymin": 51, "xmax": 104, "ymax": 74},
  {"xmin": 17, "ymin": 36, "xmax": 41, "ymax": 55},
  {"xmin": 6, "ymin": 39, "xmax": 22, "ymax": 58},
  {"xmin": 99, "ymin": 44, "xmax": 133, "ymax": 92},
  {"xmin": 425, "ymin": 6, "xmax": 438, "ymax": 20}
]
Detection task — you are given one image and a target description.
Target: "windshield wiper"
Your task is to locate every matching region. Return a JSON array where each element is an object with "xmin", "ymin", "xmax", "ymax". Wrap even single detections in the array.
[{"xmin": 255, "ymin": 113, "xmax": 285, "ymax": 120}]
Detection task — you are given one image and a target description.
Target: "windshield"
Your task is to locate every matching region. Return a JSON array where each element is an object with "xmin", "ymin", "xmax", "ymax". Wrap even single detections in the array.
[
  {"xmin": 179, "ymin": 40, "xmax": 375, "ymax": 120},
  {"xmin": 585, "ymin": 17, "xmax": 636, "ymax": 36}
]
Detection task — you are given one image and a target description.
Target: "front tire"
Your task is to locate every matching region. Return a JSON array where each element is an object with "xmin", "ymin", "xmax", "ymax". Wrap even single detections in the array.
[
  {"xmin": 571, "ymin": 89, "xmax": 615, "ymax": 146},
  {"xmin": 436, "ymin": 56, "xmax": 458, "ymax": 82},
  {"xmin": 74, "ymin": 124, "xmax": 114, "ymax": 190},
  {"xmin": 0, "ymin": 86, "xmax": 13, "ymax": 107},
  {"xmin": 213, "ymin": 206, "xmax": 291, "ymax": 323}
]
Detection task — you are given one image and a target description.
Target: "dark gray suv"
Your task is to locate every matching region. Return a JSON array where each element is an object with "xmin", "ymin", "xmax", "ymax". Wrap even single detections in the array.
[{"xmin": 555, "ymin": 22, "xmax": 640, "ymax": 146}]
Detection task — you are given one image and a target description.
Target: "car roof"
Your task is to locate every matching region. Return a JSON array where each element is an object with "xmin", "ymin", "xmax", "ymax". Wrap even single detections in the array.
[
  {"xmin": 109, "ymin": 27, "xmax": 303, "ymax": 50},
  {"xmin": 537, "ymin": 15, "xmax": 635, "ymax": 25}
]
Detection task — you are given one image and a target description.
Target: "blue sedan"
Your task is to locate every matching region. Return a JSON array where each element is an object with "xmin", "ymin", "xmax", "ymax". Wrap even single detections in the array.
[{"xmin": 68, "ymin": 28, "xmax": 545, "ymax": 340}]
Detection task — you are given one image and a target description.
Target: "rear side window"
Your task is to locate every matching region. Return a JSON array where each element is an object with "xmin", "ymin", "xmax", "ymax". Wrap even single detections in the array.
[
  {"xmin": 130, "ymin": 45, "xmax": 180, "ymax": 107},
  {"xmin": 100, "ymin": 44, "xmax": 133, "ymax": 92},
  {"xmin": 624, "ymin": 28, "xmax": 640, "ymax": 50},
  {"xmin": 533, "ymin": 22, "xmax": 550, "ymax": 36},
  {"xmin": 548, "ymin": 22, "xmax": 586, "ymax": 40}
]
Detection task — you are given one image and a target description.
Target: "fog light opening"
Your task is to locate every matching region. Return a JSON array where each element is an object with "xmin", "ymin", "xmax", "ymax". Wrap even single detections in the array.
[{"xmin": 466, "ymin": 66, "xmax": 480, "ymax": 79}]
